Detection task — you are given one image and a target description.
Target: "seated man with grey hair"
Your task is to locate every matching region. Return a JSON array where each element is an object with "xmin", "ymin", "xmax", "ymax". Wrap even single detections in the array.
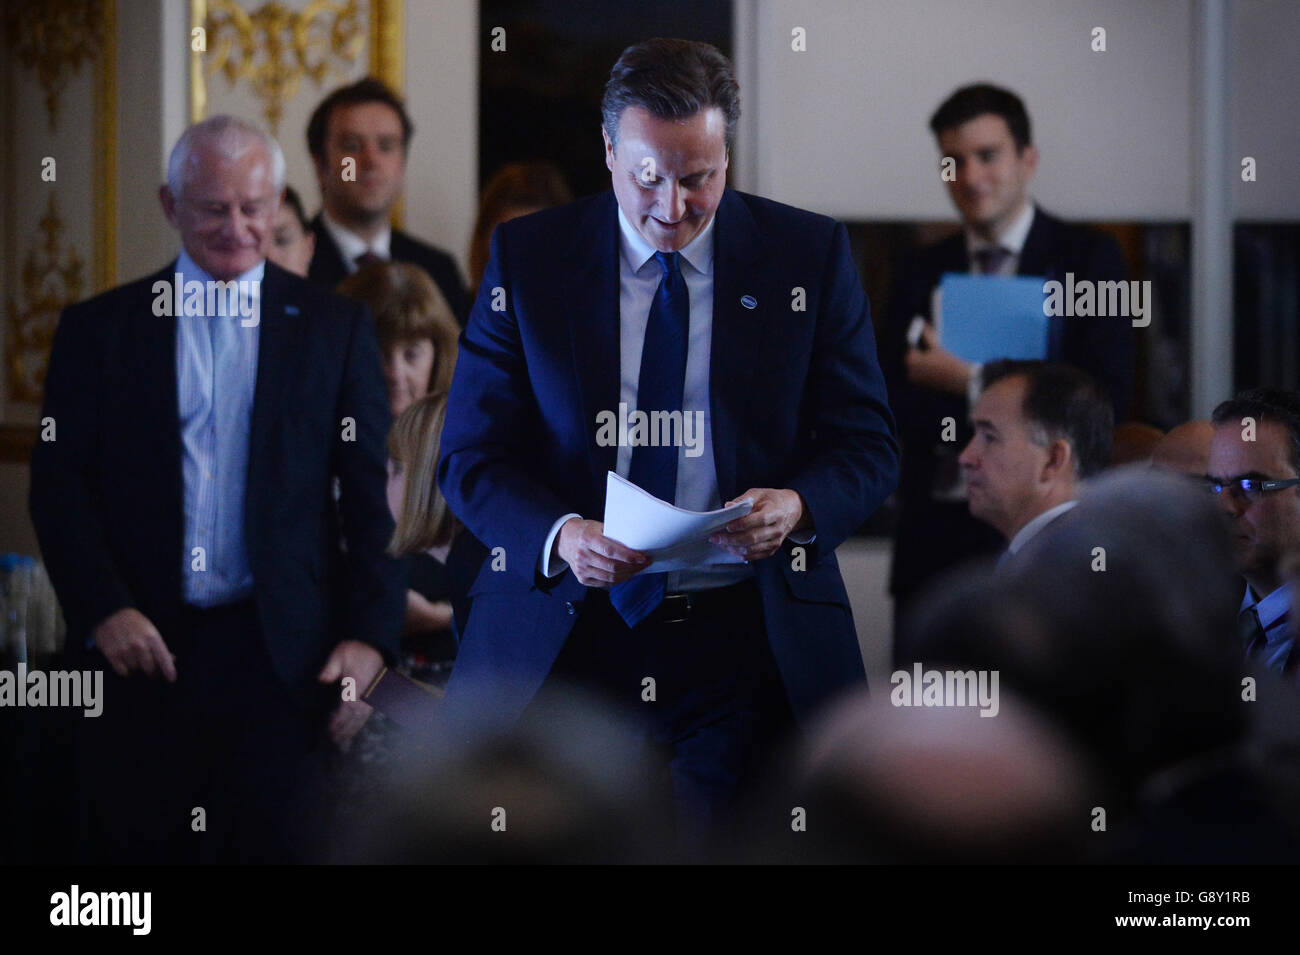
[
  {"xmin": 30, "ymin": 114, "xmax": 407, "ymax": 863},
  {"xmin": 957, "ymin": 359, "xmax": 1114, "ymax": 564}
]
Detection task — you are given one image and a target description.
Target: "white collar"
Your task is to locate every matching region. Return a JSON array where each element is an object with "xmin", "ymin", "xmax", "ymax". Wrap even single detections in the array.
[
  {"xmin": 1241, "ymin": 582, "xmax": 1292, "ymax": 631},
  {"xmin": 1007, "ymin": 499, "xmax": 1077, "ymax": 554},
  {"xmin": 321, "ymin": 209, "xmax": 391, "ymax": 268},
  {"xmin": 175, "ymin": 248, "xmax": 265, "ymax": 289},
  {"xmin": 617, "ymin": 204, "xmax": 715, "ymax": 277},
  {"xmin": 966, "ymin": 199, "xmax": 1036, "ymax": 260}
]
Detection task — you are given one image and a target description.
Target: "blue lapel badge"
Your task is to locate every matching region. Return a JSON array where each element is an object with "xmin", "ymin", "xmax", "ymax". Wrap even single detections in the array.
[{"xmin": 740, "ymin": 295, "xmax": 757, "ymax": 309}]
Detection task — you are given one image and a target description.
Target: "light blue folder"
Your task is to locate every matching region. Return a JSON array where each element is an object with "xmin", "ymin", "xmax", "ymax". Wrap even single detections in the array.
[{"xmin": 938, "ymin": 273, "xmax": 1050, "ymax": 363}]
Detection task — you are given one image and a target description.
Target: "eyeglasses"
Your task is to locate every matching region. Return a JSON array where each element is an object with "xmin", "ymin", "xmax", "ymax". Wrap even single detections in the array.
[{"xmin": 1206, "ymin": 476, "xmax": 1300, "ymax": 501}]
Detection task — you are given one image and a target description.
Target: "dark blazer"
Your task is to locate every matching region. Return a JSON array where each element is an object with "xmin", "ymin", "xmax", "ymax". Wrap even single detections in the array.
[
  {"xmin": 29, "ymin": 260, "xmax": 407, "ymax": 705},
  {"xmin": 437, "ymin": 188, "xmax": 900, "ymax": 730},
  {"xmin": 307, "ymin": 214, "xmax": 470, "ymax": 326},
  {"xmin": 881, "ymin": 207, "xmax": 1134, "ymax": 609}
]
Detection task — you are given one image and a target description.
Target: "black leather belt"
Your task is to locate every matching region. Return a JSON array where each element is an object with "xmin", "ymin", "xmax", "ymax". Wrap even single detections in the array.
[
  {"xmin": 647, "ymin": 581, "xmax": 757, "ymax": 625},
  {"xmin": 179, "ymin": 596, "xmax": 256, "ymax": 619}
]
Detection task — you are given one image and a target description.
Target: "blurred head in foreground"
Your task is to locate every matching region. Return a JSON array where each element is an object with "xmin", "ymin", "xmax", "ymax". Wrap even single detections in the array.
[
  {"xmin": 353, "ymin": 687, "xmax": 672, "ymax": 863},
  {"xmin": 1151, "ymin": 419, "xmax": 1214, "ymax": 478},
  {"xmin": 784, "ymin": 687, "xmax": 1092, "ymax": 863},
  {"xmin": 881, "ymin": 471, "xmax": 1250, "ymax": 855}
]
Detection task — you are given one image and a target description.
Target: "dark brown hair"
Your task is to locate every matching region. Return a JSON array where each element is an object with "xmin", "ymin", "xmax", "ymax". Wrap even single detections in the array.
[
  {"xmin": 469, "ymin": 161, "xmax": 572, "ymax": 291},
  {"xmin": 307, "ymin": 77, "xmax": 413, "ymax": 160},
  {"xmin": 601, "ymin": 38, "xmax": 740, "ymax": 151},
  {"xmin": 982, "ymin": 360, "xmax": 1114, "ymax": 478},
  {"xmin": 1212, "ymin": 387, "xmax": 1300, "ymax": 475},
  {"xmin": 929, "ymin": 83, "xmax": 1032, "ymax": 151},
  {"xmin": 336, "ymin": 262, "xmax": 459, "ymax": 396}
]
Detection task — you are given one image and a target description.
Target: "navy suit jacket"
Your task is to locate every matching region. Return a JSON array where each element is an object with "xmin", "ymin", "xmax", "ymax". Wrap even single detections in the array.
[
  {"xmin": 437, "ymin": 188, "xmax": 899, "ymax": 730},
  {"xmin": 307, "ymin": 214, "xmax": 470, "ymax": 326},
  {"xmin": 29, "ymin": 260, "xmax": 408, "ymax": 706},
  {"xmin": 881, "ymin": 207, "xmax": 1134, "ymax": 606}
]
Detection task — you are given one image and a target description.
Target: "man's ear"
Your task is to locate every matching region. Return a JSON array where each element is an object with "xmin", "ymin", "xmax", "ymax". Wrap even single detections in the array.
[
  {"xmin": 311, "ymin": 152, "xmax": 329, "ymax": 192},
  {"xmin": 1020, "ymin": 143, "xmax": 1039, "ymax": 179},
  {"xmin": 1043, "ymin": 437, "xmax": 1073, "ymax": 482},
  {"xmin": 602, "ymin": 126, "xmax": 615, "ymax": 173},
  {"xmin": 159, "ymin": 184, "xmax": 180, "ymax": 228}
]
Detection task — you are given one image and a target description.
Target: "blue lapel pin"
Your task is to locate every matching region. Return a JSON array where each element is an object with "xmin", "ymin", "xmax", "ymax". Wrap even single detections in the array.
[
  {"xmin": 740, "ymin": 295, "xmax": 757, "ymax": 309},
  {"xmin": 285, "ymin": 305, "xmax": 299, "ymax": 315}
]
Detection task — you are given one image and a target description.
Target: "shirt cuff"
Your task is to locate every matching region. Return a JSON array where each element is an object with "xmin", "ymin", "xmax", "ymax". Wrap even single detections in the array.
[
  {"xmin": 966, "ymin": 362, "xmax": 985, "ymax": 409},
  {"xmin": 788, "ymin": 530, "xmax": 816, "ymax": 545},
  {"xmin": 539, "ymin": 513, "xmax": 582, "ymax": 578}
]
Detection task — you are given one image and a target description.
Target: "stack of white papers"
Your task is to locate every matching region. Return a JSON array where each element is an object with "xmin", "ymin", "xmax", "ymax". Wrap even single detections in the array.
[{"xmin": 602, "ymin": 472, "xmax": 754, "ymax": 572}]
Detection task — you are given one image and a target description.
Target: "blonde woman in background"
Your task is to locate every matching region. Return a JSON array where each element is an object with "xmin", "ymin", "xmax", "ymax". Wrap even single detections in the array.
[
  {"xmin": 337, "ymin": 264, "xmax": 475, "ymax": 679},
  {"xmin": 386, "ymin": 392, "xmax": 486, "ymax": 684}
]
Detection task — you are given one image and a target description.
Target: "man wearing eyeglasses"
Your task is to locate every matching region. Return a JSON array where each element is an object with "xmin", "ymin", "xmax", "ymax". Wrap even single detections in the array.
[{"xmin": 1208, "ymin": 388, "xmax": 1300, "ymax": 676}]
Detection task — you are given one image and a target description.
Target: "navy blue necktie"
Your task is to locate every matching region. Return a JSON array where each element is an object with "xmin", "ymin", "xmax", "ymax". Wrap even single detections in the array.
[{"xmin": 611, "ymin": 251, "xmax": 689, "ymax": 628}]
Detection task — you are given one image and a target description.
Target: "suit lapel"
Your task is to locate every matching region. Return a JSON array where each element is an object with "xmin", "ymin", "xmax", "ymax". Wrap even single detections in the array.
[
  {"xmin": 129, "ymin": 263, "xmax": 185, "ymax": 576},
  {"xmin": 709, "ymin": 190, "xmax": 763, "ymax": 500},
  {"xmin": 132, "ymin": 262, "xmax": 183, "ymax": 453},
  {"xmin": 568, "ymin": 193, "xmax": 621, "ymax": 508},
  {"xmin": 308, "ymin": 214, "xmax": 348, "ymax": 286},
  {"xmin": 390, "ymin": 228, "xmax": 414, "ymax": 260},
  {"xmin": 248, "ymin": 263, "xmax": 303, "ymax": 479},
  {"xmin": 1016, "ymin": 206, "xmax": 1058, "ymax": 281}
]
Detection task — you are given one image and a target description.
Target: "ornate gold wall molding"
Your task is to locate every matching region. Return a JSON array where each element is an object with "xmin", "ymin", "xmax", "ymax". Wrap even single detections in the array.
[
  {"xmin": 2, "ymin": 0, "xmax": 116, "ymax": 459},
  {"xmin": 368, "ymin": 0, "xmax": 403, "ymax": 96},
  {"xmin": 193, "ymin": 0, "xmax": 405, "ymax": 136},
  {"xmin": 6, "ymin": 195, "xmax": 84, "ymax": 405},
  {"xmin": 3, "ymin": 0, "xmax": 106, "ymax": 130},
  {"xmin": 94, "ymin": 0, "xmax": 117, "ymax": 292}
]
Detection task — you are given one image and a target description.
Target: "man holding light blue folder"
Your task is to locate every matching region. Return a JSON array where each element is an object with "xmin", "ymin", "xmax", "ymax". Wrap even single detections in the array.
[{"xmin": 883, "ymin": 84, "xmax": 1134, "ymax": 662}]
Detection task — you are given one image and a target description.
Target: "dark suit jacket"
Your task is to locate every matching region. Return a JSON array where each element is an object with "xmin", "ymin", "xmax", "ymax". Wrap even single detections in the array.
[
  {"xmin": 881, "ymin": 207, "xmax": 1134, "ymax": 607},
  {"xmin": 437, "ymin": 188, "xmax": 899, "ymax": 730},
  {"xmin": 29, "ymin": 260, "xmax": 408, "ymax": 705},
  {"xmin": 307, "ymin": 214, "xmax": 470, "ymax": 326}
]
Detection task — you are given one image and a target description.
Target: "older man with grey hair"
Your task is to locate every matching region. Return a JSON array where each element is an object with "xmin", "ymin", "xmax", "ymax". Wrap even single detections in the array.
[{"xmin": 30, "ymin": 115, "xmax": 407, "ymax": 863}]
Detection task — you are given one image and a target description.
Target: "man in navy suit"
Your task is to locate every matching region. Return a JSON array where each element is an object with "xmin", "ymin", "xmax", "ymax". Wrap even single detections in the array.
[
  {"xmin": 438, "ymin": 39, "xmax": 898, "ymax": 839},
  {"xmin": 881, "ymin": 84, "xmax": 1134, "ymax": 660},
  {"xmin": 305, "ymin": 78, "xmax": 469, "ymax": 325},
  {"xmin": 29, "ymin": 116, "xmax": 407, "ymax": 863}
]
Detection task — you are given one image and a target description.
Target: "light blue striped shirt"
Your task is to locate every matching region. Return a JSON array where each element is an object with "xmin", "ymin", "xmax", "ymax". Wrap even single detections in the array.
[
  {"xmin": 174, "ymin": 249, "xmax": 263, "ymax": 606},
  {"xmin": 1241, "ymin": 582, "xmax": 1294, "ymax": 675}
]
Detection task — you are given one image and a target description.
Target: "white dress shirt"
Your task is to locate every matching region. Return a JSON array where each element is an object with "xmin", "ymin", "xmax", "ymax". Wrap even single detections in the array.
[
  {"xmin": 321, "ymin": 209, "xmax": 392, "ymax": 273},
  {"xmin": 965, "ymin": 200, "xmax": 1036, "ymax": 276},
  {"xmin": 541, "ymin": 207, "xmax": 752, "ymax": 591}
]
